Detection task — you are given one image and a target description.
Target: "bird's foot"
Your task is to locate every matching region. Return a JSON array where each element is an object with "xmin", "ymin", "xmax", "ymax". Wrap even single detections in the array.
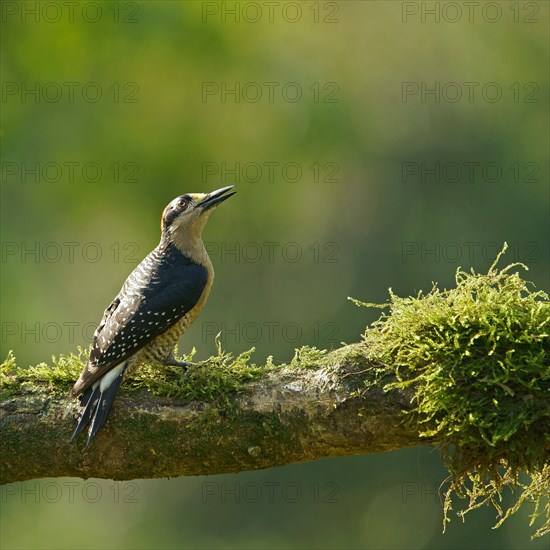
[{"xmin": 163, "ymin": 358, "xmax": 194, "ymax": 370}]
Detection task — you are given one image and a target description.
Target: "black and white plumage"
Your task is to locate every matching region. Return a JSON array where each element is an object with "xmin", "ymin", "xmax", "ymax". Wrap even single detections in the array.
[{"xmin": 70, "ymin": 186, "xmax": 236, "ymax": 447}]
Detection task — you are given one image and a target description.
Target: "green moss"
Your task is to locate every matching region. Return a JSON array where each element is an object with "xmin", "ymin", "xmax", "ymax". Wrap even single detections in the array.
[
  {"xmin": 352, "ymin": 244, "xmax": 549, "ymax": 538},
  {"xmin": 0, "ymin": 337, "xmax": 268, "ymax": 405},
  {"xmin": 0, "ymin": 348, "xmax": 86, "ymax": 398},
  {"xmin": 290, "ymin": 345, "xmax": 329, "ymax": 369},
  {"xmin": 126, "ymin": 338, "xmax": 267, "ymax": 405},
  {"xmin": 0, "ymin": 338, "xmax": 331, "ymax": 406}
]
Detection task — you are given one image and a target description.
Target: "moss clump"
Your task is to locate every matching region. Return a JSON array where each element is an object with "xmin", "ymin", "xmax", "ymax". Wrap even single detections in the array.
[
  {"xmin": 0, "ymin": 348, "xmax": 86, "ymax": 398},
  {"xmin": 126, "ymin": 338, "xmax": 266, "ymax": 405},
  {"xmin": 352, "ymin": 244, "xmax": 549, "ymax": 538},
  {"xmin": 0, "ymin": 337, "xmax": 268, "ymax": 405},
  {"xmin": 290, "ymin": 346, "xmax": 330, "ymax": 369},
  {"xmin": 0, "ymin": 338, "xmax": 338, "ymax": 404}
]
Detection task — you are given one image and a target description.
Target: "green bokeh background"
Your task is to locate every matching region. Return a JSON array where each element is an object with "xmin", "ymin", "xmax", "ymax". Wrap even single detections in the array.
[{"xmin": 1, "ymin": 1, "xmax": 548, "ymax": 549}]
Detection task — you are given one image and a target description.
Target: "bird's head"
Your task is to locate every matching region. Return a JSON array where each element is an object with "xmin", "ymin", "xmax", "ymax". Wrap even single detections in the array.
[{"xmin": 161, "ymin": 185, "xmax": 236, "ymax": 245}]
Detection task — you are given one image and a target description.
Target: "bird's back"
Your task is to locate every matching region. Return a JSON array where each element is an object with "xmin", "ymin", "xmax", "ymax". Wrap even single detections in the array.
[{"xmin": 71, "ymin": 242, "xmax": 210, "ymax": 396}]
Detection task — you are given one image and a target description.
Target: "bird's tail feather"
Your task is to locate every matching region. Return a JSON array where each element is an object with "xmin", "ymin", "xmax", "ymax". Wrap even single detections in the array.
[
  {"xmin": 70, "ymin": 364, "xmax": 126, "ymax": 447},
  {"xmin": 70, "ymin": 386, "xmax": 100, "ymax": 442}
]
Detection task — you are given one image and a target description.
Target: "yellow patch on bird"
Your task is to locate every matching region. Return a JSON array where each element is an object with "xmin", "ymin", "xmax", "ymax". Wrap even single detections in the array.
[{"xmin": 189, "ymin": 193, "xmax": 206, "ymax": 202}]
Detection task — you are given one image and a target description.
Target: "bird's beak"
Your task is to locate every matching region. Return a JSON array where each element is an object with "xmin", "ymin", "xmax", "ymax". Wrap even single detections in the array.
[{"xmin": 198, "ymin": 185, "xmax": 236, "ymax": 211}]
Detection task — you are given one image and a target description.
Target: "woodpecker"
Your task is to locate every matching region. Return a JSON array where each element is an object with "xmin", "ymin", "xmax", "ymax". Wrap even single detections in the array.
[{"xmin": 70, "ymin": 185, "xmax": 236, "ymax": 447}]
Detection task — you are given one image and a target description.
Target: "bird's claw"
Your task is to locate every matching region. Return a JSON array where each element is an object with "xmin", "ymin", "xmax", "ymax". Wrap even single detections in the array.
[{"xmin": 165, "ymin": 359, "xmax": 194, "ymax": 370}]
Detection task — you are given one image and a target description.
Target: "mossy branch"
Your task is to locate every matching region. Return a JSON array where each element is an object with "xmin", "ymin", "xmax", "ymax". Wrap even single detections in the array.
[
  {"xmin": 0, "ymin": 343, "xmax": 418, "ymax": 485},
  {"xmin": 1, "ymin": 245, "xmax": 548, "ymax": 538}
]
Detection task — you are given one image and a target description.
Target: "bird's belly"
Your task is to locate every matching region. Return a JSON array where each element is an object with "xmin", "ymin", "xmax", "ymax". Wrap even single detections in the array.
[
  {"xmin": 138, "ymin": 313, "xmax": 195, "ymax": 363},
  {"xmin": 127, "ymin": 277, "xmax": 213, "ymax": 371}
]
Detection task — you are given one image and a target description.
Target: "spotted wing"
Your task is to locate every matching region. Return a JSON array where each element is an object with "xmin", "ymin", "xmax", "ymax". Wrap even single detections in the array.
[{"xmin": 71, "ymin": 246, "xmax": 208, "ymax": 396}]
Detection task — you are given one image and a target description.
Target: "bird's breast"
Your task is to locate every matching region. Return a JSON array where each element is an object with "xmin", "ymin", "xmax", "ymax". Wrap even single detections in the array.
[{"xmin": 131, "ymin": 267, "xmax": 214, "ymax": 366}]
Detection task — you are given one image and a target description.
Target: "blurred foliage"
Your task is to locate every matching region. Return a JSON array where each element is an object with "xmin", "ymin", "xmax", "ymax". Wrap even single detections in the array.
[{"xmin": 1, "ymin": 1, "xmax": 549, "ymax": 548}]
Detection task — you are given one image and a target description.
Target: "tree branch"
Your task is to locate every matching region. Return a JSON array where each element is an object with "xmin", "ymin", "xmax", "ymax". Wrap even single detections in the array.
[
  {"xmin": 0, "ymin": 344, "xmax": 420, "ymax": 484},
  {"xmin": 3, "ymin": 256, "xmax": 548, "ymax": 538}
]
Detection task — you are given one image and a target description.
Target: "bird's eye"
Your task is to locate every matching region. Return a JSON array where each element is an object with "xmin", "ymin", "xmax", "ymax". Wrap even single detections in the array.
[{"xmin": 176, "ymin": 198, "xmax": 188, "ymax": 210}]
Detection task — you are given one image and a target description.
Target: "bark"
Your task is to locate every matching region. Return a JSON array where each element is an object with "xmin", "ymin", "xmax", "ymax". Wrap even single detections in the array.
[{"xmin": 0, "ymin": 344, "xmax": 422, "ymax": 484}]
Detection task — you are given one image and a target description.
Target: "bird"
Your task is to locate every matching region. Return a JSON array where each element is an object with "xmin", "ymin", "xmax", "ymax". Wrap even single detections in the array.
[{"xmin": 70, "ymin": 185, "xmax": 236, "ymax": 447}]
